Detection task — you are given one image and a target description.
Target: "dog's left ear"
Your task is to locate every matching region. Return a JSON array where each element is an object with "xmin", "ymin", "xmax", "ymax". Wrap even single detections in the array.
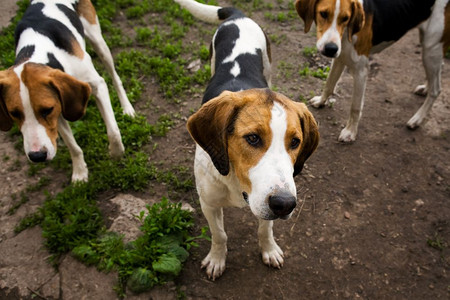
[
  {"xmin": 348, "ymin": 0, "xmax": 365, "ymax": 41},
  {"xmin": 293, "ymin": 103, "xmax": 319, "ymax": 176},
  {"xmin": 49, "ymin": 70, "xmax": 91, "ymax": 122},
  {"xmin": 295, "ymin": 0, "xmax": 318, "ymax": 33},
  {"xmin": 0, "ymin": 71, "xmax": 14, "ymax": 131}
]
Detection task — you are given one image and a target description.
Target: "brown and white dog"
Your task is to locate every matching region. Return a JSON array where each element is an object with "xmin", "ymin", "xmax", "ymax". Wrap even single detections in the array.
[
  {"xmin": 296, "ymin": 0, "xmax": 450, "ymax": 142},
  {"xmin": 0, "ymin": 0, "xmax": 135, "ymax": 182},
  {"xmin": 175, "ymin": 0, "xmax": 319, "ymax": 280}
]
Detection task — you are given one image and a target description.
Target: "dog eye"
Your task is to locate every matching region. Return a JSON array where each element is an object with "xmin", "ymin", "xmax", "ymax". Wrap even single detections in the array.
[
  {"xmin": 40, "ymin": 107, "xmax": 54, "ymax": 119},
  {"xmin": 10, "ymin": 110, "xmax": 22, "ymax": 120},
  {"xmin": 320, "ymin": 11, "xmax": 328, "ymax": 19},
  {"xmin": 245, "ymin": 134, "xmax": 262, "ymax": 147},
  {"xmin": 290, "ymin": 138, "xmax": 301, "ymax": 149},
  {"xmin": 341, "ymin": 16, "xmax": 349, "ymax": 23}
]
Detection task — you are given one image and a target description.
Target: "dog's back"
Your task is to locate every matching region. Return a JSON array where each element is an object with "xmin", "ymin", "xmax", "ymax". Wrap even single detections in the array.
[{"xmin": 175, "ymin": 0, "xmax": 271, "ymax": 103}]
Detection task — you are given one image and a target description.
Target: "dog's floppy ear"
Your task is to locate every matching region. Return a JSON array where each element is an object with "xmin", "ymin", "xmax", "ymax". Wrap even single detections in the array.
[
  {"xmin": 49, "ymin": 69, "xmax": 91, "ymax": 122},
  {"xmin": 187, "ymin": 91, "xmax": 242, "ymax": 176},
  {"xmin": 293, "ymin": 103, "xmax": 319, "ymax": 176},
  {"xmin": 0, "ymin": 71, "xmax": 14, "ymax": 131},
  {"xmin": 348, "ymin": 0, "xmax": 365, "ymax": 41},
  {"xmin": 295, "ymin": 0, "xmax": 318, "ymax": 33}
]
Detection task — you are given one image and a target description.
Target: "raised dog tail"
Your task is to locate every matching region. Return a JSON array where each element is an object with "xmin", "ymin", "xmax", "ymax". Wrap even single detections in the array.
[{"xmin": 174, "ymin": 0, "xmax": 245, "ymax": 24}]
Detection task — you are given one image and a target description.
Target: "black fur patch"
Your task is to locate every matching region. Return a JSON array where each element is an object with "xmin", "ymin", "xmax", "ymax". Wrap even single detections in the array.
[
  {"xmin": 14, "ymin": 45, "xmax": 35, "ymax": 65},
  {"xmin": 218, "ymin": 7, "xmax": 246, "ymax": 20},
  {"xmin": 56, "ymin": 3, "xmax": 84, "ymax": 38},
  {"xmin": 365, "ymin": 0, "xmax": 436, "ymax": 46},
  {"xmin": 202, "ymin": 21, "xmax": 268, "ymax": 103},
  {"xmin": 47, "ymin": 53, "xmax": 64, "ymax": 71},
  {"xmin": 15, "ymin": 3, "xmax": 82, "ymax": 55}
]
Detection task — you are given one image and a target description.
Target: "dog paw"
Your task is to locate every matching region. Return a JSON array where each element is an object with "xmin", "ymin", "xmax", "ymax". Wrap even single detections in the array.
[
  {"xmin": 406, "ymin": 114, "xmax": 423, "ymax": 130},
  {"xmin": 414, "ymin": 84, "xmax": 428, "ymax": 97},
  {"xmin": 201, "ymin": 250, "xmax": 227, "ymax": 281},
  {"xmin": 261, "ymin": 243, "xmax": 284, "ymax": 269},
  {"xmin": 123, "ymin": 105, "xmax": 136, "ymax": 117},
  {"xmin": 109, "ymin": 139, "xmax": 125, "ymax": 159},
  {"xmin": 309, "ymin": 96, "xmax": 326, "ymax": 108},
  {"xmin": 71, "ymin": 171, "xmax": 88, "ymax": 183},
  {"xmin": 338, "ymin": 127, "xmax": 357, "ymax": 143}
]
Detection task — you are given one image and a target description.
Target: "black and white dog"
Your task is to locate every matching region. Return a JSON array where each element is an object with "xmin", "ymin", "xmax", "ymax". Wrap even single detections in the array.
[{"xmin": 176, "ymin": 0, "xmax": 319, "ymax": 280}]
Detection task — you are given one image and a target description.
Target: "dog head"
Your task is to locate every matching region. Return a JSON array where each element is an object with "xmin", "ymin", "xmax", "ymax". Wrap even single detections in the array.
[
  {"xmin": 295, "ymin": 0, "xmax": 365, "ymax": 58},
  {"xmin": 0, "ymin": 62, "xmax": 91, "ymax": 162},
  {"xmin": 187, "ymin": 89, "xmax": 319, "ymax": 220}
]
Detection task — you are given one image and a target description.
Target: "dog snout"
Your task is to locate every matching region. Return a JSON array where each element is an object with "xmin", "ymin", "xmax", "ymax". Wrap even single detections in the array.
[
  {"xmin": 28, "ymin": 150, "xmax": 48, "ymax": 163},
  {"xmin": 268, "ymin": 192, "xmax": 296, "ymax": 217},
  {"xmin": 322, "ymin": 43, "xmax": 339, "ymax": 58}
]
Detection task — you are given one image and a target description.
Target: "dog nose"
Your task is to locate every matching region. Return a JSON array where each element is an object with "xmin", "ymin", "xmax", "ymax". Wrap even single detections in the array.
[
  {"xmin": 28, "ymin": 151, "xmax": 47, "ymax": 162},
  {"xmin": 323, "ymin": 43, "xmax": 339, "ymax": 57},
  {"xmin": 268, "ymin": 192, "xmax": 297, "ymax": 217}
]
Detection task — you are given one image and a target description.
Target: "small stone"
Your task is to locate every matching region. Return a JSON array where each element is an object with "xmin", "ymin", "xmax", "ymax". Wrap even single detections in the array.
[
  {"xmin": 415, "ymin": 199, "xmax": 425, "ymax": 206},
  {"xmin": 344, "ymin": 212, "xmax": 351, "ymax": 219}
]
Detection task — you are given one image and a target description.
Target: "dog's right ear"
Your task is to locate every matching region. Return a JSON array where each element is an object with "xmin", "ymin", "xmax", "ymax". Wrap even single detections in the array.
[
  {"xmin": 295, "ymin": 0, "xmax": 318, "ymax": 33},
  {"xmin": 49, "ymin": 69, "xmax": 91, "ymax": 122},
  {"xmin": 0, "ymin": 71, "xmax": 14, "ymax": 132},
  {"xmin": 187, "ymin": 91, "xmax": 241, "ymax": 176}
]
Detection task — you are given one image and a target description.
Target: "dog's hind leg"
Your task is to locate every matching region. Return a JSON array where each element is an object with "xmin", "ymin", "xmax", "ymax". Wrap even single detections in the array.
[
  {"xmin": 413, "ymin": 26, "xmax": 428, "ymax": 96},
  {"xmin": 78, "ymin": 7, "xmax": 135, "ymax": 117},
  {"xmin": 309, "ymin": 57, "xmax": 345, "ymax": 108},
  {"xmin": 58, "ymin": 117, "xmax": 88, "ymax": 182},
  {"xmin": 258, "ymin": 219, "xmax": 284, "ymax": 269},
  {"xmin": 407, "ymin": 19, "xmax": 444, "ymax": 129},
  {"xmin": 200, "ymin": 202, "xmax": 227, "ymax": 280}
]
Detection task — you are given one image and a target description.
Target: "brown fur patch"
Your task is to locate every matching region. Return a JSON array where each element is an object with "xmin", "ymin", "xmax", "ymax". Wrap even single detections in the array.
[
  {"xmin": 76, "ymin": 0, "xmax": 97, "ymax": 25},
  {"xmin": 0, "ymin": 69, "xmax": 22, "ymax": 131},
  {"xmin": 354, "ymin": 12, "xmax": 373, "ymax": 56},
  {"xmin": 71, "ymin": 38, "xmax": 85, "ymax": 59},
  {"xmin": 443, "ymin": 2, "xmax": 450, "ymax": 52}
]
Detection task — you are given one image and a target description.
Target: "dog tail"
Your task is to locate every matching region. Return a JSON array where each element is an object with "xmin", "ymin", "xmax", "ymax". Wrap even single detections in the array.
[{"xmin": 174, "ymin": 0, "xmax": 245, "ymax": 24}]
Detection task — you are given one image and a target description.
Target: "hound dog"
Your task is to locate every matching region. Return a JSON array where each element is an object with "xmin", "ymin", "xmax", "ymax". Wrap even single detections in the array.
[
  {"xmin": 0, "ymin": 0, "xmax": 135, "ymax": 182},
  {"xmin": 295, "ymin": 0, "xmax": 450, "ymax": 142},
  {"xmin": 175, "ymin": 0, "xmax": 320, "ymax": 280}
]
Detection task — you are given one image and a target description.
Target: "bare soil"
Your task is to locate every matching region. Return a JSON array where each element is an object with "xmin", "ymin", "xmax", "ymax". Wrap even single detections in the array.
[{"xmin": 0, "ymin": 1, "xmax": 449, "ymax": 299}]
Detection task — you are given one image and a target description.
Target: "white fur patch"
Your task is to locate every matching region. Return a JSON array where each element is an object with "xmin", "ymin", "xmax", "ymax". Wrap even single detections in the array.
[
  {"xmin": 230, "ymin": 61, "xmax": 240, "ymax": 77},
  {"xmin": 247, "ymin": 102, "xmax": 296, "ymax": 219},
  {"xmin": 222, "ymin": 18, "xmax": 267, "ymax": 64},
  {"xmin": 13, "ymin": 64, "xmax": 56, "ymax": 160}
]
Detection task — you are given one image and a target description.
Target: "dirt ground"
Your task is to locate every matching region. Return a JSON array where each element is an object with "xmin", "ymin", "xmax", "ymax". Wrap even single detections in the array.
[{"xmin": 0, "ymin": 1, "xmax": 449, "ymax": 299}]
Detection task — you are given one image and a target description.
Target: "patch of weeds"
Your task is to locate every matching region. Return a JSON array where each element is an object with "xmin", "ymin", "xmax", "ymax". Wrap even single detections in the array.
[
  {"xmin": 278, "ymin": 60, "xmax": 296, "ymax": 79},
  {"xmin": 299, "ymin": 64, "xmax": 330, "ymax": 79},
  {"xmin": 427, "ymin": 234, "xmax": 448, "ymax": 251},
  {"xmin": 302, "ymin": 46, "xmax": 317, "ymax": 57},
  {"xmin": 72, "ymin": 199, "xmax": 208, "ymax": 296},
  {"xmin": 14, "ymin": 211, "xmax": 44, "ymax": 233},
  {"xmin": 269, "ymin": 33, "xmax": 287, "ymax": 46},
  {"xmin": 157, "ymin": 166, "xmax": 194, "ymax": 192}
]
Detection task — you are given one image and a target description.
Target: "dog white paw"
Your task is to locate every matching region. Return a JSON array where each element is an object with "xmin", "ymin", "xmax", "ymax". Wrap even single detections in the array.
[
  {"xmin": 71, "ymin": 170, "xmax": 88, "ymax": 183},
  {"xmin": 109, "ymin": 138, "xmax": 125, "ymax": 159},
  {"xmin": 261, "ymin": 243, "xmax": 284, "ymax": 269},
  {"xmin": 122, "ymin": 105, "xmax": 136, "ymax": 117},
  {"xmin": 414, "ymin": 84, "xmax": 428, "ymax": 97},
  {"xmin": 406, "ymin": 113, "xmax": 424, "ymax": 129},
  {"xmin": 201, "ymin": 248, "xmax": 227, "ymax": 281},
  {"xmin": 309, "ymin": 96, "xmax": 326, "ymax": 108},
  {"xmin": 338, "ymin": 127, "xmax": 357, "ymax": 143}
]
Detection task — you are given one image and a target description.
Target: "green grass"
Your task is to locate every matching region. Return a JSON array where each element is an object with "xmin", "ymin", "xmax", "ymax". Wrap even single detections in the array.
[{"xmin": 1, "ymin": 0, "xmax": 211, "ymax": 296}]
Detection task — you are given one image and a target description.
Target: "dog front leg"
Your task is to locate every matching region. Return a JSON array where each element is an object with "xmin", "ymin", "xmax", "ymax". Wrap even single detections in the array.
[
  {"xmin": 58, "ymin": 117, "xmax": 88, "ymax": 182},
  {"xmin": 258, "ymin": 219, "xmax": 284, "ymax": 269},
  {"xmin": 339, "ymin": 57, "xmax": 369, "ymax": 142},
  {"xmin": 200, "ymin": 201, "xmax": 227, "ymax": 280},
  {"xmin": 309, "ymin": 57, "xmax": 345, "ymax": 107}
]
